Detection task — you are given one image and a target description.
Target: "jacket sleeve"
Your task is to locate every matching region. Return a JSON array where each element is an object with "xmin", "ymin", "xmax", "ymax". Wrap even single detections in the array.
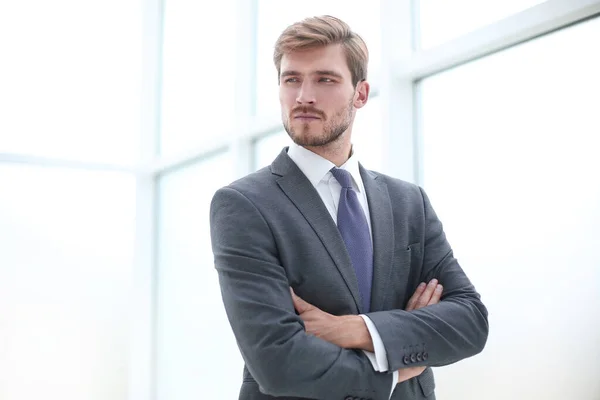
[
  {"xmin": 365, "ymin": 187, "xmax": 489, "ymax": 371},
  {"xmin": 210, "ymin": 186, "xmax": 394, "ymax": 399}
]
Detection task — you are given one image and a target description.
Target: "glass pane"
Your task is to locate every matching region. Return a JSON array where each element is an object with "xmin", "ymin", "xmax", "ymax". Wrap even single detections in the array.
[
  {"xmin": 0, "ymin": 165, "xmax": 135, "ymax": 400},
  {"xmin": 253, "ymin": 131, "xmax": 290, "ymax": 170},
  {"xmin": 0, "ymin": 1, "xmax": 141, "ymax": 163},
  {"xmin": 421, "ymin": 18, "xmax": 600, "ymax": 399},
  {"xmin": 160, "ymin": 0, "xmax": 237, "ymax": 156},
  {"xmin": 352, "ymin": 95, "xmax": 383, "ymax": 173},
  {"xmin": 156, "ymin": 152, "xmax": 242, "ymax": 400},
  {"xmin": 418, "ymin": 0, "xmax": 546, "ymax": 49},
  {"xmin": 256, "ymin": 0, "xmax": 381, "ymax": 117}
]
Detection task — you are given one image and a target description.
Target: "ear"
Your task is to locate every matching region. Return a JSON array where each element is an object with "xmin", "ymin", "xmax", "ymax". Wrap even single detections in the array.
[{"xmin": 353, "ymin": 80, "xmax": 370, "ymax": 109}]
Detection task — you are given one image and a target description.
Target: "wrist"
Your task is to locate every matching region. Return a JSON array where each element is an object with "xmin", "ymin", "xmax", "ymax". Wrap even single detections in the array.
[{"xmin": 342, "ymin": 315, "xmax": 374, "ymax": 352}]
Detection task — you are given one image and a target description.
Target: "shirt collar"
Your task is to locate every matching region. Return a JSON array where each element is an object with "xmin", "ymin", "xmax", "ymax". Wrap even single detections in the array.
[{"xmin": 287, "ymin": 142, "xmax": 364, "ymax": 192}]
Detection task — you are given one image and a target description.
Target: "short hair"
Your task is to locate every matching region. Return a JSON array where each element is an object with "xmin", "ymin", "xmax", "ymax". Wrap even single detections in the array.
[{"xmin": 273, "ymin": 15, "xmax": 369, "ymax": 87}]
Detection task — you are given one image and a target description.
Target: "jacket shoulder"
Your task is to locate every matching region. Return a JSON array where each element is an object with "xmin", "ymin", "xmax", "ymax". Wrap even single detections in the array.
[
  {"xmin": 213, "ymin": 165, "xmax": 277, "ymax": 200},
  {"xmin": 367, "ymin": 169, "xmax": 424, "ymax": 198}
]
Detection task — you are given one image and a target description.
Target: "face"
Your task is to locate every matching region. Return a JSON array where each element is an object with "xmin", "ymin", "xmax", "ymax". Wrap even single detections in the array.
[{"xmin": 278, "ymin": 44, "xmax": 369, "ymax": 148}]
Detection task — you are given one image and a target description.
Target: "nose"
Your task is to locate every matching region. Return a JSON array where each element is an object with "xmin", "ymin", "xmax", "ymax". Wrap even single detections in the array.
[{"xmin": 295, "ymin": 81, "xmax": 316, "ymax": 105}]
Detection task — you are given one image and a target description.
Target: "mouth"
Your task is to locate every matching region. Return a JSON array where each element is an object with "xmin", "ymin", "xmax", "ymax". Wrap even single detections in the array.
[{"xmin": 293, "ymin": 114, "xmax": 321, "ymax": 121}]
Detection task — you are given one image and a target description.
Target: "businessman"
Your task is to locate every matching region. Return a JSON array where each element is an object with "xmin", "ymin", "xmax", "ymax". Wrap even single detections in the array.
[{"xmin": 210, "ymin": 15, "xmax": 489, "ymax": 400}]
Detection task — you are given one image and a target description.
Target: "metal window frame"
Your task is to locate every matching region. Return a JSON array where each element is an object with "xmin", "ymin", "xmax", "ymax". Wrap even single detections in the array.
[{"xmin": 129, "ymin": 0, "xmax": 163, "ymax": 399}]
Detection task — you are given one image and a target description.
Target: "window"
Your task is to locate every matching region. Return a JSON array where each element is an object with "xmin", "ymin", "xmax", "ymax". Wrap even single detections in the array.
[
  {"xmin": 253, "ymin": 131, "xmax": 290, "ymax": 170},
  {"xmin": 160, "ymin": 0, "xmax": 237, "ymax": 156},
  {"xmin": 418, "ymin": 0, "xmax": 547, "ymax": 49},
  {"xmin": 156, "ymin": 152, "xmax": 242, "ymax": 400},
  {"xmin": 0, "ymin": 165, "xmax": 135, "ymax": 400},
  {"xmin": 351, "ymin": 95, "xmax": 383, "ymax": 172},
  {"xmin": 0, "ymin": 1, "xmax": 141, "ymax": 163},
  {"xmin": 420, "ymin": 17, "xmax": 600, "ymax": 399}
]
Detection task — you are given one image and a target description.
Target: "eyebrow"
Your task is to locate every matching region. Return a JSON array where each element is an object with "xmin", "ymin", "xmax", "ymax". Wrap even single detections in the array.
[
  {"xmin": 280, "ymin": 70, "xmax": 344, "ymax": 79},
  {"xmin": 280, "ymin": 70, "xmax": 300, "ymax": 79},
  {"xmin": 315, "ymin": 70, "xmax": 344, "ymax": 79}
]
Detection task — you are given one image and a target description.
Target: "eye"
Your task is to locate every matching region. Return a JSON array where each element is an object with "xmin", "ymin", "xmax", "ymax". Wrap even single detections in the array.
[
  {"xmin": 319, "ymin": 77, "xmax": 334, "ymax": 83},
  {"xmin": 284, "ymin": 77, "xmax": 299, "ymax": 83}
]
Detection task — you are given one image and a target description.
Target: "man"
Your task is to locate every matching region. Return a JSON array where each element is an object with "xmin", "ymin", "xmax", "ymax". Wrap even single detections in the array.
[{"xmin": 210, "ymin": 15, "xmax": 488, "ymax": 400}]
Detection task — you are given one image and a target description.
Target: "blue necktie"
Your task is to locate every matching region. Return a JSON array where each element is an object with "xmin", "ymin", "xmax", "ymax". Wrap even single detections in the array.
[{"xmin": 330, "ymin": 167, "xmax": 373, "ymax": 313}]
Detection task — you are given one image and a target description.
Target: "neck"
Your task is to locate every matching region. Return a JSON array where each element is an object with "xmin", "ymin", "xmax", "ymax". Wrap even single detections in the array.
[{"xmin": 303, "ymin": 139, "xmax": 352, "ymax": 167}]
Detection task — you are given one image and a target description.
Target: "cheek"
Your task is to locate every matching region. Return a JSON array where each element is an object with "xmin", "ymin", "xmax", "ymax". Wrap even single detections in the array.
[
  {"xmin": 280, "ymin": 88, "xmax": 296, "ymax": 104},
  {"xmin": 322, "ymin": 88, "xmax": 352, "ymax": 105}
]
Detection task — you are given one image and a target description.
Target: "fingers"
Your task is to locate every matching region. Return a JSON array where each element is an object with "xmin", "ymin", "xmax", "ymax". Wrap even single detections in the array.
[
  {"xmin": 290, "ymin": 288, "xmax": 312, "ymax": 313},
  {"xmin": 405, "ymin": 282, "xmax": 426, "ymax": 311},
  {"xmin": 406, "ymin": 279, "xmax": 443, "ymax": 312},
  {"xmin": 415, "ymin": 279, "xmax": 439, "ymax": 309},
  {"xmin": 428, "ymin": 283, "xmax": 443, "ymax": 306}
]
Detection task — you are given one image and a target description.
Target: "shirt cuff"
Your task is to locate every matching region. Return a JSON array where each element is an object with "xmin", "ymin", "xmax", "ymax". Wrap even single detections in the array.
[
  {"xmin": 361, "ymin": 352, "xmax": 398, "ymax": 398},
  {"xmin": 390, "ymin": 370, "xmax": 399, "ymax": 398},
  {"xmin": 359, "ymin": 314, "xmax": 390, "ymax": 372}
]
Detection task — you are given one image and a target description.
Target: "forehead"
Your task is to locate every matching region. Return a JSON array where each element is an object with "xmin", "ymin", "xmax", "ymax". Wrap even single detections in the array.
[{"xmin": 280, "ymin": 44, "xmax": 351, "ymax": 78}]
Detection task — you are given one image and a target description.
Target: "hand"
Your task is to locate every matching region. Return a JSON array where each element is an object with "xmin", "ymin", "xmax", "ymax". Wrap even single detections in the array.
[
  {"xmin": 405, "ymin": 279, "xmax": 443, "ymax": 312},
  {"xmin": 398, "ymin": 279, "xmax": 443, "ymax": 383},
  {"xmin": 398, "ymin": 365, "xmax": 428, "ymax": 382},
  {"xmin": 290, "ymin": 288, "xmax": 361, "ymax": 349}
]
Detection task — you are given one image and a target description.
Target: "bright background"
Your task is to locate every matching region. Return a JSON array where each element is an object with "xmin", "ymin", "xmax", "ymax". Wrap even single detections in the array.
[{"xmin": 1, "ymin": 0, "xmax": 599, "ymax": 399}]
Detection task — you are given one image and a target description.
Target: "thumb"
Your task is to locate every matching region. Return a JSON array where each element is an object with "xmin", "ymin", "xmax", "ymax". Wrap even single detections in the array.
[{"xmin": 290, "ymin": 288, "xmax": 311, "ymax": 313}]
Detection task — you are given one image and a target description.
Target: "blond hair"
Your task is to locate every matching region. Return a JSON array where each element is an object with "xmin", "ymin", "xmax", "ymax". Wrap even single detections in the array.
[{"xmin": 273, "ymin": 15, "xmax": 369, "ymax": 87}]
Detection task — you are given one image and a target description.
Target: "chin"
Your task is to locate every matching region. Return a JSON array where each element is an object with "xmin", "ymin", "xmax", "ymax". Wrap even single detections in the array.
[
  {"xmin": 292, "ymin": 133, "xmax": 331, "ymax": 148},
  {"xmin": 291, "ymin": 132, "xmax": 315, "ymax": 144},
  {"xmin": 300, "ymin": 129, "xmax": 320, "ymax": 138}
]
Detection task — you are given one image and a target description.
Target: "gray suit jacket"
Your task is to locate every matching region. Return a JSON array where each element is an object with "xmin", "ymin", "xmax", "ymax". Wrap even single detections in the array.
[{"xmin": 210, "ymin": 148, "xmax": 489, "ymax": 400}]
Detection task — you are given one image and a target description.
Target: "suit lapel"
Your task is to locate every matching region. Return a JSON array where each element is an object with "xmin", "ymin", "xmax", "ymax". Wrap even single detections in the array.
[
  {"xmin": 272, "ymin": 149, "xmax": 362, "ymax": 313},
  {"xmin": 360, "ymin": 165, "xmax": 395, "ymax": 312}
]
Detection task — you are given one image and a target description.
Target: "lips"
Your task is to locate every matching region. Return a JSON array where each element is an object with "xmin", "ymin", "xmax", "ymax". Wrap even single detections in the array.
[{"xmin": 294, "ymin": 114, "xmax": 321, "ymax": 120}]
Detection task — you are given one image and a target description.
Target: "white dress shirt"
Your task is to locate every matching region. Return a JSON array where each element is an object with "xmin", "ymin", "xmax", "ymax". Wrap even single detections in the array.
[{"xmin": 287, "ymin": 143, "xmax": 399, "ymax": 396}]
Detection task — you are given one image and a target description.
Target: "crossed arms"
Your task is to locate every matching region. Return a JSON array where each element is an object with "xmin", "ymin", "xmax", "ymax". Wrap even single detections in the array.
[
  {"xmin": 290, "ymin": 279, "xmax": 444, "ymax": 384},
  {"xmin": 210, "ymin": 186, "xmax": 489, "ymax": 399}
]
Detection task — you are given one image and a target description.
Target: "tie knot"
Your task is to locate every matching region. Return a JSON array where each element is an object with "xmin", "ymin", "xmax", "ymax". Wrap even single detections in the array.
[{"xmin": 330, "ymin": 167, "xmax": 353, "ymax": 188}]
